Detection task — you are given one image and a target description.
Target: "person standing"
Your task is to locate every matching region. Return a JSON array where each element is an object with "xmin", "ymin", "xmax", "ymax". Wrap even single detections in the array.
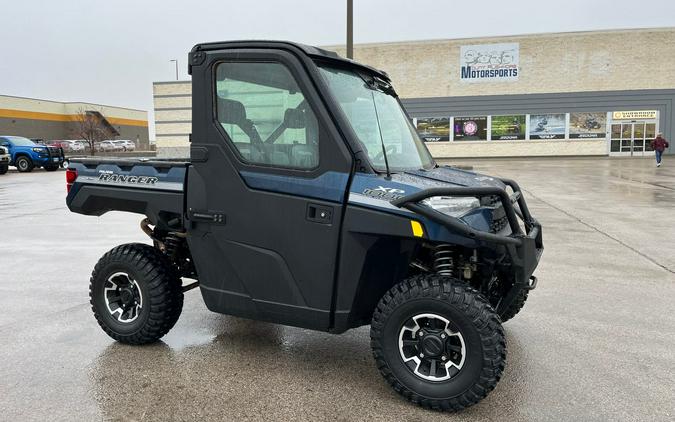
[{"xmin": 651, "ymin": 133, "xmax": 669, "ymax": 167}]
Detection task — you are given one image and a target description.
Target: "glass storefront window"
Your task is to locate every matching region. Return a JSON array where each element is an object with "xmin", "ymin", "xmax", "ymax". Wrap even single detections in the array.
[
  {"xmin": 569, "ymin": 112, "xmax": 606, "ymax": 139},
  {"xmin": 645, "ymin": 123, "xmax": 656, "ymax": 151},
  {"xmin": 611, "ymin": 124, "xmax": 621, "ymax": 139},
  {"xmin": 529, "ymin": 114, "xmax": 566, "ymax": 139},
  {"xmin": 453, "ymin": 116, "xmax": 488, "ymax": 141},
  {"xmin": 416, "ymin": 117, "xmax": 450, "ymax": 142},
  {"xmin": 491, "ymin": 115, "xmax": 526, "ymax": 140}
]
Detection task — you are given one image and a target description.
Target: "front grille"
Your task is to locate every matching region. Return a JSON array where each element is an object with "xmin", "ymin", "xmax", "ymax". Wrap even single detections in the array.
[
  {"xmin": 47, "ymin": 147, "xmax": 63, "ymax": 157},
  {"xmin": 490, "ymin": 215, "xmax": 509, "ymax": 233}
]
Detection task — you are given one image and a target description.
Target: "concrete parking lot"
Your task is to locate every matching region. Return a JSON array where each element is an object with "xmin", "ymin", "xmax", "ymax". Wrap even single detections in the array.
[{"xmin": 1, "ymin": 158, "xmax": 674, "ymax": 421}]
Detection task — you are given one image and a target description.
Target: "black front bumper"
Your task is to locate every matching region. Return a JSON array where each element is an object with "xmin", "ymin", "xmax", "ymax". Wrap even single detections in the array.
[{"xmin": 390, "ymin": 178, "xmax": 544, "ymax": 312}]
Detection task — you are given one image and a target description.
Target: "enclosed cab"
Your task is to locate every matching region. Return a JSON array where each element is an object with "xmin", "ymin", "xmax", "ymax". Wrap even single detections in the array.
[{"xmin": 66, "ymin": 41, "xmax": 542, "ymax": 412}]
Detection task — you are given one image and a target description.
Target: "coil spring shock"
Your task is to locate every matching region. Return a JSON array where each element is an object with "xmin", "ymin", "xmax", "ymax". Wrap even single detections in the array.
[
  {"xmin": 433, "ymin": 244, "xmax": 454, "ymax": 276},
  {"xmin": 164, "ymin": 233, "xmax": 182, "ymax": 259}
]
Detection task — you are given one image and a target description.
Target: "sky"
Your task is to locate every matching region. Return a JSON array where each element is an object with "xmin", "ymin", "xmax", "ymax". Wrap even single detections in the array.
[{"xmin": 1, "ymin": 0, "xmax": 674, "ymax": 139}]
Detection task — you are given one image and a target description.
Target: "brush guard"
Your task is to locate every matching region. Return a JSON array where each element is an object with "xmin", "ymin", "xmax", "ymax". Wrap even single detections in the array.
[{"xmin": 391, "ymin": 178, "xmax": 543, "ymax": 314}]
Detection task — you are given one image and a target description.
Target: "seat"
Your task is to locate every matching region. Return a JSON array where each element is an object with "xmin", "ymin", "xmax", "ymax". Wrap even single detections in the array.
[
  {"xmin": 261, "ymin": 143, "xmax": 290, "ymax": 167},
  {"xmin": 290, "ymin": 144, "xmax": 318, "ymax": 168},
  {"xmin": 233, "ymin": 142, "xmax": 264, "ymax": 162}
]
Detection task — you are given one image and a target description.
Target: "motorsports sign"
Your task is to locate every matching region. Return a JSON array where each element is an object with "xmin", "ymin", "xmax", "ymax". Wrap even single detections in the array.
[{"xmin": 460, "ymin": 43, "xmax": 519, "ymax": 83}]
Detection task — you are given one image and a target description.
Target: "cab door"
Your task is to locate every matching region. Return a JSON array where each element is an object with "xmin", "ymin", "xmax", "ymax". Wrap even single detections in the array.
[{"xmin": 186, "ymin": 48, "xmax": 353, "ymax": 330}]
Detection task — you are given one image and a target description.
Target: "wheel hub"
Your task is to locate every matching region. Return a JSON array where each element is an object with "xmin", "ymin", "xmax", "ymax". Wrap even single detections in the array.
[
  {"xmin": 120, "ymin": 288, "xmax": 135, "ymax": 306},
  {"xmin": 398, "ymin": 313, "xmax": 466, "ymax": 382},
  {"xmin": 104, "ymin": 272, "xmax": 143, "ymax": 323},
  {"xmin": 420, "ymin": 334, "xmax": 444, "ymax": 357}
]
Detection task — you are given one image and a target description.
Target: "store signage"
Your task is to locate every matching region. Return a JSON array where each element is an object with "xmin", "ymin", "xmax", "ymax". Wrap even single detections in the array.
[
  {"xmin": 454, "ymin": 116, "xmax": 488, "ymax": 141},
  {"xmin": 569, "ymin": 112, "xmax": 606, "ymax": 139},
  {"xmin": 491, "ymin": 115, "xmax": 526, "ymax": 140},
  {"xmin": 460, "ymin": 43, "xmax": 519, "ymax": 83},
  {"xmin": 415, "ymin": 117, "xmax": 450, "ymax": 142},
  {"xmin": 612, "ymin": 110, "xmax": 657, "ymax": 120},
  {"xmin": 529, "ymin": 114, "xmax": 566, "ymax": 139}
]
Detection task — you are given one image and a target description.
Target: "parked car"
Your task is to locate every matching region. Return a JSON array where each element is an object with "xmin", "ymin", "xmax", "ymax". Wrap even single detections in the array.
[
  {"xmin": 97, "ymin": 140, "xmax": 124, "ymax": 152},
  {"xmin": 0, "ymin": 145, "xmax": 9, "ymax": 174},
  {"xmin": 0, "ymin": 135, "xmax": 64, "ymax": 172},
  {"xmin": 60, "ymin": 140, "xmax": 86, "ymax": 153},
  {"xmin": 75, "ymin": 140, "xmax": 91, "ymax": 152},
  {"xmin": 113, "ymin": 140, "xmax": 136, "ymax": 151},
  {"xmin": 45, "ymin": 140, "xmax": 67, "ymax": 150}
]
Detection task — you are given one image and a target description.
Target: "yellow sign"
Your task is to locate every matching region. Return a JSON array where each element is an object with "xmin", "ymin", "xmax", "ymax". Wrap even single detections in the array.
[{"xmin": 612, "ymin": 110, "xmax": 657, "ymax": 120}]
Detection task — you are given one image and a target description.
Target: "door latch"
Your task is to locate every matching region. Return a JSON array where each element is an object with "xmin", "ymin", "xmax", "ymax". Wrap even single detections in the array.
[
  {"xmin": 188, "ymin": 208, "xmax": 226, "ymax": 224},
  {"xmin": 306, "ymin": 204, "xmax": 333, "ymax": 224}
]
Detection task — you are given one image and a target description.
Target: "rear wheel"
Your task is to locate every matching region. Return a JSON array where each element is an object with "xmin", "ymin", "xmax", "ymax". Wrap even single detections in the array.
[
  {"xmin": 15, "ymin": 156, "xmax": 34, "ymax": 172},
  {"xmin": 90, "ymin": 243, "xmax": 183, "ymax": 344},
  {"xmin": 0, "ymin": 164, "xmax": 7, "ymax": 174},
  {"xmin": 371, "ymin": 274, "xmax": 505, "ymax": 412}
]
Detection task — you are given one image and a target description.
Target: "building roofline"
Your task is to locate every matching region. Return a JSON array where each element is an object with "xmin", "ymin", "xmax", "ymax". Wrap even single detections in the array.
[
  {"xmin": 323, "ymin": 26, "xmax": 675, "ymax": 49},
  {"xmin": 0, "ymin": 93, "xmax": 147, "ymax": 113},
  {"xmin": 153, "ymin": 80, "xmax": 191, "ymax": 85}
]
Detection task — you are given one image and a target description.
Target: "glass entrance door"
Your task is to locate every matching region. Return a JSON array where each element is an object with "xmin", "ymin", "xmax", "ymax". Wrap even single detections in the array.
[{"xmin": 610, "ymin": 122, "xmax": 657, "ymax": 156}]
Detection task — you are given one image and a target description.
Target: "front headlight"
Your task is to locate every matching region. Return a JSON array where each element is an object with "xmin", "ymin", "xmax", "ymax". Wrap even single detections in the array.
[
  {"xmin": 32, "ymin": 147, "xmax": 46, "ymax": 153},
  {"xmin": 422, "ymin": 196, "xmax": 480, "ymax": 218}
]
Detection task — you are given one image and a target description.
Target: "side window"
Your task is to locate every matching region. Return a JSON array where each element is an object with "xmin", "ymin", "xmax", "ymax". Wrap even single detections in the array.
[{"xmin": 215, "ymin": 62, "xmax": 319, "ymax": 169}]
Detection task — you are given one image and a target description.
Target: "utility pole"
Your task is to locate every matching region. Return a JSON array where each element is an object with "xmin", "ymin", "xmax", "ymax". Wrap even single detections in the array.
[
  {"xmin": 170, "ymin": 59, "xmax": 178, "ymax": 81},
  {"xmin": 346, "ymin": 0, "xmax": 353, "ymax": 59}
]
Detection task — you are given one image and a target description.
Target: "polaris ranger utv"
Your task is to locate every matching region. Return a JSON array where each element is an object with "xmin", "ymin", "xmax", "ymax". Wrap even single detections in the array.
[{"xmin": 66, "ymin": 41, "xmax": 542, "ymax": 412}]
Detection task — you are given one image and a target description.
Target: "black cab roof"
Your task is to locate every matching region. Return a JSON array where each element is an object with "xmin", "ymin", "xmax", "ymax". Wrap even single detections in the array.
[{"xmin": 190, "ymin": 40, "xmax": 390, "ymax": 81}]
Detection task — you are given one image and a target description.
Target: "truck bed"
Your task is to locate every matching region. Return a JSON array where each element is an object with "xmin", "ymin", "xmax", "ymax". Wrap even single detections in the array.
[{"xmin": 66, "ymin": 157, "xmax": 190, "ymax": 230}]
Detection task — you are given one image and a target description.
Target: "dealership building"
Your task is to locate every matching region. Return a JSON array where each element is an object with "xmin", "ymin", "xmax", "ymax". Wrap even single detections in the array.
[
  {"xmin": 0, "ymin": 95, "xmax": 149, "ymax": 147},
  {"xmin": 154, "ymin": 27, "xmax": 674, "ymax": 158}
]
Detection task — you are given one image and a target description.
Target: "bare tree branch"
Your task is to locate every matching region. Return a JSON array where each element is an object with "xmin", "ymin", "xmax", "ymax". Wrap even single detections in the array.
[{"xmin": 71, "ymin": 108, "xmax": 109, "ymax": 155}]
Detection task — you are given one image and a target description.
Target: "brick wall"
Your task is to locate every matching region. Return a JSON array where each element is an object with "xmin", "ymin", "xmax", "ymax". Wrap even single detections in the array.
[{"xmin": 328, "ymin": 28, "xmax": 675, "ymax": 98}]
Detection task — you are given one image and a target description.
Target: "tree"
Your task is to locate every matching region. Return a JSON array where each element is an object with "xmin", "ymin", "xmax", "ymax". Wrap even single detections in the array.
[{"xmin": 71, "ymin": 109, "xmax": 109, "ymax": 155}]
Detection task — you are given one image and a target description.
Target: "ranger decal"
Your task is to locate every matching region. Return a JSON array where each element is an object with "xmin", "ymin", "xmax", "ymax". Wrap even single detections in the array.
[{"xmin": 98, "ymin": 173, "xmax": 158, "ymax": 185}]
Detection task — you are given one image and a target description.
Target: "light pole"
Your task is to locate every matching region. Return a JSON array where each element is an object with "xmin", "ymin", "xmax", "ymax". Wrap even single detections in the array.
[
  {"xmin": 170, "ymin": 59, "xmax": 178, "ymax": 81},
  {"xmin": 346, "ymin": 0, "xmax": 353, "ymax": 59}
]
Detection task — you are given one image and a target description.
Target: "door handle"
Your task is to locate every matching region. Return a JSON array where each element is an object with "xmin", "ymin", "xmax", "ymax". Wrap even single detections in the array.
[
  {"xmin": 188, "ymin": 208, "xmax": 226, "ymax": 224},
  {"xmin": 306, "ymin": 204, "xmax": 333, "ymax": 224}
]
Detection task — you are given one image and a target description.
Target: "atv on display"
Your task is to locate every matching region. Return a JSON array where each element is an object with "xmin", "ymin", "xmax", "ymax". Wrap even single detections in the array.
[{"xmin": 66, "ymin": 41, "xmax": 543, "ymax": 412}]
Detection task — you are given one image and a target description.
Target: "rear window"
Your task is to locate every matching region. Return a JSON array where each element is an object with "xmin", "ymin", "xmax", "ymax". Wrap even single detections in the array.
[{"xmin": 214, "ymin": 61, "xmax": 320, "ymax": 170}]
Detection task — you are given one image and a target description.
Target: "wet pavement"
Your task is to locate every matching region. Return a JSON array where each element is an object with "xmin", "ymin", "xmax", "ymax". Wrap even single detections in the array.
[{"xmin": 1, "ymin": 157, "xmax": 674, "ymax": 421}]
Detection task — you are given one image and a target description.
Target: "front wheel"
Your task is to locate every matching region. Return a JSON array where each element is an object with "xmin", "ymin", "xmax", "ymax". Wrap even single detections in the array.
[
  {"xmin": 90, "ymin": 243, "xmax": 184, "ymax": 344},
  {"xmin": 0, "ymin": 164, "xmax": 7, "ymax": 174},
  {"xmin": 371, "ymin": 275, "xmax": 505, "ymax": 412},
  {"xmin": 15, "ymin": 156, "xmax": 34, "ymax": 172}
]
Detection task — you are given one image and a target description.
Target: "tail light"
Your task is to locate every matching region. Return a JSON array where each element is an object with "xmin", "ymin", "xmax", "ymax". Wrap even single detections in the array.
[{"xmin": 66, "ymin": 168, "xmax": 77, "ymax": 192}]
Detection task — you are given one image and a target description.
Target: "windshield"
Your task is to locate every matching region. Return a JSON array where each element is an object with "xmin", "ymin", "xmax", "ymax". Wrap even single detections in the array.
[
  {"xmin": 2, "ymin": 136, "xmax": 36, "ymax": 147},
  {"xmin": 318, "ymin": 65, "xmax": 434, "ymax": 172}
]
